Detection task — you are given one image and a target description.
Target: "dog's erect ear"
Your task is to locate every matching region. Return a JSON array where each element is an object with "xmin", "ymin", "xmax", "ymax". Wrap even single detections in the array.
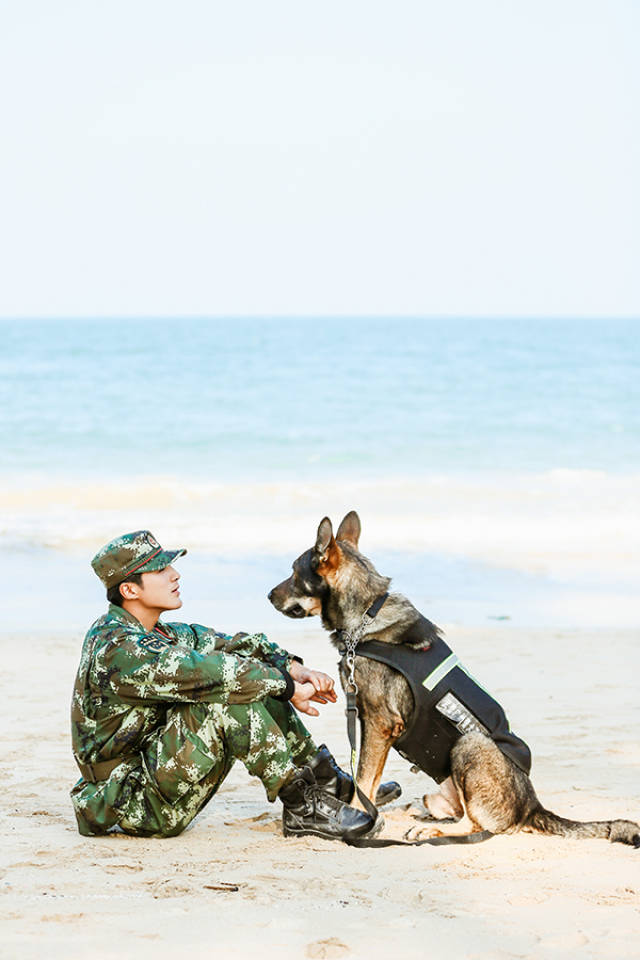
[
  {"xmin": 336, "ymin": 510, "xmax": 361, "ymax": 548},
  {"xmin": 315, "ymin": 517, "xmax": 335, "ymax": 561},
  {"xmin": 314, "ymin": 517, "xmax": 341, "ymax": 572}
]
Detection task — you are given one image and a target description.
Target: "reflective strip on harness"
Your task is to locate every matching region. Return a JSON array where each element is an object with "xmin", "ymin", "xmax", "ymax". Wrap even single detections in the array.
[
  {"xmin": 436, "ymin": 692, "xmax": 489, "ymax": 736},
  {"xmin": 422, "ymin": 652, "xmax": 459, "ymax": 690}
]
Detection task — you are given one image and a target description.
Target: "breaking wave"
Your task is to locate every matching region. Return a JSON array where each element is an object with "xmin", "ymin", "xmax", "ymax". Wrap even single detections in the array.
[{"xmin": 2, "ymin": 469, "xmax": 639, "ymax": 585}]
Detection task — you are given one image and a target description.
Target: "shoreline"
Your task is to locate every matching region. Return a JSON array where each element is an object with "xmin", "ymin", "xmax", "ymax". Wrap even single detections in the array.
[
  {"xmin": 2, "ymin": 470, "xmax": 638, "ymax": 635},
  {"xmin": 3, "ymin": 464, "xmax": 639, "ymax": 633},
  {"xmin": 3, "ymin": 468, "xmax": 639, "ymax": 563},
  {"xmin": 5, "ymin": 541, "xmax": 639, "ymax": 633}
]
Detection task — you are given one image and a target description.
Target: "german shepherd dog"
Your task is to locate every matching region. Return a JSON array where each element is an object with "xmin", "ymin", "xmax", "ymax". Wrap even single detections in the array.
[{"xmin": 269, "ymin": 511, "xmax": 640, "ymax": 847}]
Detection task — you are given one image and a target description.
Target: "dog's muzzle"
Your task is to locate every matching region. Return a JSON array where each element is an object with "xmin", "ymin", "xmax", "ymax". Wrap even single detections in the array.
[{"xmin": 267, "ymin": 589, "xmax": 307, "ymax": 619}]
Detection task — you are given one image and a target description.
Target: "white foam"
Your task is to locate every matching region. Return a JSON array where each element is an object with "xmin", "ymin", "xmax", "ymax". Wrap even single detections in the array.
[{"xmin": 1, "ymin": 470, "xmax": 638, "ymax": 585}]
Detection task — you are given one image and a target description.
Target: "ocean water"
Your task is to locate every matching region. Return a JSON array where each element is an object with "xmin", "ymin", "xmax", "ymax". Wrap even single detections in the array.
[
  {"xmin": 2, "ymin": 317, "xmax": 639, "ymax": 478},
  {"xmin": 1, "ymin": 316, "xmax": 639, "ymax": 630}
]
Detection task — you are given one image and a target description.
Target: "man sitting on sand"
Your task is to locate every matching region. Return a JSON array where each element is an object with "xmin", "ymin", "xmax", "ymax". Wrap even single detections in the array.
[{"xmin": 70, "ymin": 530, "xmax": 399, "ymax": 841}]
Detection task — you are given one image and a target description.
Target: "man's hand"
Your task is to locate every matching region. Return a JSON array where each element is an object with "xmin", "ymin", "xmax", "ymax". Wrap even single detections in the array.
[
  {"xmin": 290, "ymin": 681, "xmax": 322, "ymax": 717},
  {"xmin": 288, "ymin": 661, "xmax": 337, "ymax": 705}
]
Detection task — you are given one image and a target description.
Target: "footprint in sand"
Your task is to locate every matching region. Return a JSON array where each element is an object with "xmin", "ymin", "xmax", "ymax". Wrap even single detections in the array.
[
  {"xmin": 507, "ymin": 893, "xmax": 551, "ymax": 906},
  {"xmin": 305, "ymin": 938, "xmax": 350, "ymax": 959},
  {"xmin": 538, "ymin": 931, "xmax": 588, "ymax": 950},
  {"xmin": 147, "ymin": 878, "xmax": 192, "ymax": 898}
]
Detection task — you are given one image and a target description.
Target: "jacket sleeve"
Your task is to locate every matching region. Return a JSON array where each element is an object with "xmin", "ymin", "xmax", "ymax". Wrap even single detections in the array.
[
  {"xmin": 93, "ymin": 629, "xmax": 288, "ymax": 706},
  {"xmin": 188, "ymin": 624, "xmax": 299, "ymax": 673}
]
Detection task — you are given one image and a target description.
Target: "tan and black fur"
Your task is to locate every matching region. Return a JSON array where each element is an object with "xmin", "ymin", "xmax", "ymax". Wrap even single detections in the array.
[{"xmin": 269, "ymin": 511, "xmax": 640, "ymax": 847}]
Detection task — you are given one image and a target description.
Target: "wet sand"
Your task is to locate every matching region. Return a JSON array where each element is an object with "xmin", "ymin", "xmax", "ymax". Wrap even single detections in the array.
[{"xmin": 1, "ymin": 624, "xmax": 639, "ymax": 959}]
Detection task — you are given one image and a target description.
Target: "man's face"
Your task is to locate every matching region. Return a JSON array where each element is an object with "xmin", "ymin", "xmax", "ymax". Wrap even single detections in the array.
[{"xmin": 125, "ymin": 565, "xmax": 182, "ymax": 612}]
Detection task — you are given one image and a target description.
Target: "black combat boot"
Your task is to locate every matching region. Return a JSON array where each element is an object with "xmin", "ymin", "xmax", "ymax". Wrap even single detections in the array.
[
  {"xmin": 279, "ymin": 766, "xmax": 375, "ymax": 841},
  {"xmin": 308, "ymin": 744, "xmax": 402, "ymax": 807}
]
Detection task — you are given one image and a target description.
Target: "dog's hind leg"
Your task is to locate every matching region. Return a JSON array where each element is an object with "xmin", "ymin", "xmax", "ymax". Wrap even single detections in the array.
[
  {"xmin": 410, "ymin": 734, "xmax": 522, "ymax": 840},
  {"xmin": 423, "ymin": 776, "xmax": 465, "ymax": 820},
  {"xmin": 407, "ymin": 780, "xmax": 481, "ymax": 840}
]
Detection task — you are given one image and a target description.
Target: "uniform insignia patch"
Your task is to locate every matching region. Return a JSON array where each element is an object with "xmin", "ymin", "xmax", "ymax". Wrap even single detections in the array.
[{"xmin": 138, "ymin": 635, "xmax": 170, "ymax": 653}]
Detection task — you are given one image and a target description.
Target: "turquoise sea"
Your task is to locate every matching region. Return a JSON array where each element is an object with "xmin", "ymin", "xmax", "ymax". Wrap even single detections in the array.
[
  {"xmin": 1, "ymin": 316, "xmax": 639, "ymax": 630},
  {"xmin": 2, "ymin": 317, "xmax": 639, "ymax": 478}
]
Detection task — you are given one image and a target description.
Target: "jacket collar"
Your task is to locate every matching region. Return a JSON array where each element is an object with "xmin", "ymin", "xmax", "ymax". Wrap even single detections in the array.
[{"xmin": 107, "ymin": 603, "xmax": 159, "ymax": 634}]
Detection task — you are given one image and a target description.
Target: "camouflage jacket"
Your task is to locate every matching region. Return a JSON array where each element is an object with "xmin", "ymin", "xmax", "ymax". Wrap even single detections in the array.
[{"xmin": 71, "ymin": 604, "xmax": 294, "ymax": 783}]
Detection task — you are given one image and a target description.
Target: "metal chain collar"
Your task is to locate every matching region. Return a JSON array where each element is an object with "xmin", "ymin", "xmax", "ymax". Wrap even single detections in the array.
[
  {"xmin": 339, "ymin": 592, "xmax": 389, "ymax": 694},
  {"xmin": 342, "ymin": 613, "xmax": 374, "ymax": 694}
]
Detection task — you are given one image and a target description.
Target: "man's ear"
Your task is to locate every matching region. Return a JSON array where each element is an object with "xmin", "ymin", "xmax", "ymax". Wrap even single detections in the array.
[
  {"xmin": 120, "ymin": 581, "xmax": 140, "ymax": 601},
  {"xmin": 315, "ymin": 517, "xmax": 336, "ymax": 563},
  {"xmin": 336, "ymin": 510, "xmax": 361, "ymax": 548}
]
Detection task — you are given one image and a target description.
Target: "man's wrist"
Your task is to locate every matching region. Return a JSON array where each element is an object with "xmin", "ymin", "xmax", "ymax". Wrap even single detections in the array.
[
  {"xmin": 287, "ymin": 656, "xmax": 305, "ymax": 681},
  {"xmin": 273, "ymin": 669, "xmax": 295, "ymax": 702}
]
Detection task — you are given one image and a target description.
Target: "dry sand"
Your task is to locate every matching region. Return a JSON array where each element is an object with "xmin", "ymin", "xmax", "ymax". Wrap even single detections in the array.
[{"xmin": 1, "ymin": 623, "xmax": 639, "ymax": 959}]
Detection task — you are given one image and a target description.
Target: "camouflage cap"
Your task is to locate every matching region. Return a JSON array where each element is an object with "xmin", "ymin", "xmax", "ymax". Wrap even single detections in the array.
[{"xmin": 91, "ymin": 530, "xmax": 187, "ymax": 589}]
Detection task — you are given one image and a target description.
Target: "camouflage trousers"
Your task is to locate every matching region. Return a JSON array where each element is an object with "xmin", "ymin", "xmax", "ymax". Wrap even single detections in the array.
[{"xmin": 72, "ymin": 698, "xmax": 317, "ymax": 838}]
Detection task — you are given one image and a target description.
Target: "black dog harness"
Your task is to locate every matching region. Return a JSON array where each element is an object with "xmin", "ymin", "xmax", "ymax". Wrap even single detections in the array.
[
  {"xmin": 340, "ymin": 606, "xmax": 531, "ymax": 784},
  {"xmin": 355, "ymin": 617, "xmax": 531, "ymax": 783}
]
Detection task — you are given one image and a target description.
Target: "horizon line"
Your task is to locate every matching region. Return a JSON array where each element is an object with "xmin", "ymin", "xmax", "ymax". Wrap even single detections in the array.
[{"xmin": 1, "ymin": 313, "xmax": 639, "ymax": 322}]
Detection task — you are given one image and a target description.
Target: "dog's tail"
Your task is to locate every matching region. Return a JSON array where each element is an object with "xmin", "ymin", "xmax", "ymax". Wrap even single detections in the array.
[{"xmin": 522, "ymin": 806, "xmax": 640, "ymax": 846}]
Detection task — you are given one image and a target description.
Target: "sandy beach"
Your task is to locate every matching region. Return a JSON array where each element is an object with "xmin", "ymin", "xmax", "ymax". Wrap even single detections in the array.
[{"xmin": 2, "ymin": 621, "xmax": 638, "ymax": 960}]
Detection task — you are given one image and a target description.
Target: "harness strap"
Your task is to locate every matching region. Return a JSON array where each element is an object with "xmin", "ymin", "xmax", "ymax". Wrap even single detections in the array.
[
  {"xmin": 77, "ymin": 754, "xmax": 139, "ymax": 783},
  {"xmin": 365, "ymin": 592, "xmax": 389, "ymax": 619}
]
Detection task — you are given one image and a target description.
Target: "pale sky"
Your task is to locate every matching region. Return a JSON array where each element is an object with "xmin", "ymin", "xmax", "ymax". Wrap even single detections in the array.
[{"xmin": 0, "ymin": 1, "xmax": 638, "ymax": 317}]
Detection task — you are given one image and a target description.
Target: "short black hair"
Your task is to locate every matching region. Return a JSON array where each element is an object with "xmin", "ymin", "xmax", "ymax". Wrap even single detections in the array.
[{"xmin": 107, "ymin": 572, "xmax": 144, "ymax": 608}]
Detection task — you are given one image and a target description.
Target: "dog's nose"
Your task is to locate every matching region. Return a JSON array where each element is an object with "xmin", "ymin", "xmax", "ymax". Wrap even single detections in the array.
[{"xmin": 267, "ymin": 589, "xmax": 274, "ymax": 602}]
